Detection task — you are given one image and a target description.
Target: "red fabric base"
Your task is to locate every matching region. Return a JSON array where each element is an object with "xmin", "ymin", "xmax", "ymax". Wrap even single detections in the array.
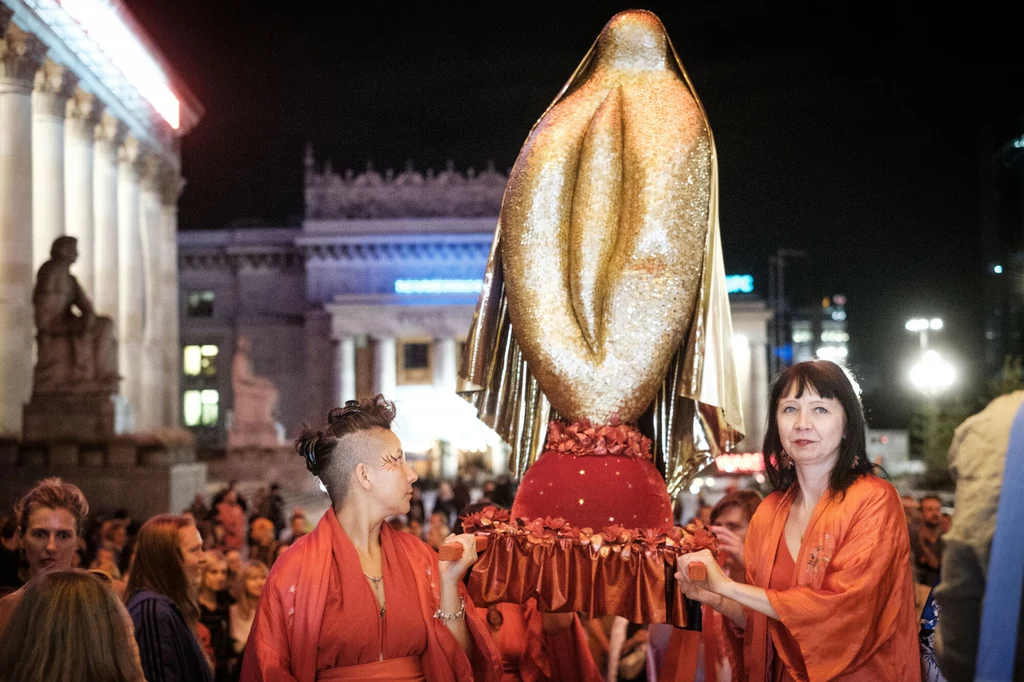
[{"xmin": 512, "ymin": 451, "xmax": 673, "ymax": 530}]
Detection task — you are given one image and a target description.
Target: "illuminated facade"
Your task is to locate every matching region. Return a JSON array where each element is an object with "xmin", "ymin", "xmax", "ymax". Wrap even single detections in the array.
[
  {"xmin": 0, "ymin": 0, "xmax": 202, "ymax": 436},
  {"xmin": 179, "ymin": 150, "xmax": 773, "ymax": 471}
]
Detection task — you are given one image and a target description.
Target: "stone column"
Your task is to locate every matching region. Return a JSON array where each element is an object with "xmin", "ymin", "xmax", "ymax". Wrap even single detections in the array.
[
  {"xmin": 335, "ymin": 336, "xmax": 356, "ymax": 404},
  {"xmin": 159, "ymin": 165, "xmax": 184, "ymax": 427},
  {"xmin": 138, "ymin": 154, "xmax": 163, "ymax": 430},
  {"xmin": 31, "ymin": 58, "xmax": 76, "ymax": 271},
  {"xmin": 371, "ymin": 336, "xmax": 396, "ymax": 398},
  {"xmin": 0, "ymin": 21, "xmax": 46, "ymax": 435},
  {"xmin": 432, "ymin": 337, "xmax": 458, "ymax": 394},
  {"xmin": 64, "ymin": 89, "xmax": 103, "ymax": 295},
  {"xmin": 117, "ymin": 136, "xmax": 144, "ymax": 424},
  {"xmin": 92, "ymin": 112, "xmax": 125, "ymax": 318}
]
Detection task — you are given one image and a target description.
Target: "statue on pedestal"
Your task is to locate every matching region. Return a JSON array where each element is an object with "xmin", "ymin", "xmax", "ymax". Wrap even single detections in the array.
[
  {"xmin": 23, "ymin": 236, "xmax": 124, "ymax": 441},
  {"xmin": 227, "ymin": 335, "xmax": 282, "ymax": 450},
  {"xmin": 32, "ymin": 236, "xmax": 118, "ymax": 394}
]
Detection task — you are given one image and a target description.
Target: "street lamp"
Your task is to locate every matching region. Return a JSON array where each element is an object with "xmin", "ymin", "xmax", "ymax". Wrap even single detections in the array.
[
  {"xmin": 909, "ymin": 350, "xmax": 956, "ymax": 396},
  {"xmin": 905, "ymin": 317, "xmax": 944, "ymax": 349}
]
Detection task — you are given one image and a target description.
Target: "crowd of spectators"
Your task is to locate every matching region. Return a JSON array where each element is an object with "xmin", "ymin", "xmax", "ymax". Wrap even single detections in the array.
[
  {"xmin": 0, "ymin": 479, "xmax": 290, "ymax": 682},
  {"xmin": 7, "ymin": 445, "xmax": 1020, "ymax": 682},
  {"xmin": 0, "ymin": 472, "xmax": 521, "ymax": 681}
]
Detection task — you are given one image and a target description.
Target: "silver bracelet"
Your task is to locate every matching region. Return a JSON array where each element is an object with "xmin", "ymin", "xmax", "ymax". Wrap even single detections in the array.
[{"xmin": 433, "ymin": 596, "xmax": 466, "ymax": 622}]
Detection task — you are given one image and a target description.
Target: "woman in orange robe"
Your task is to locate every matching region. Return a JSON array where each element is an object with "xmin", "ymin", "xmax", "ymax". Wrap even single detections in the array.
[
  {"xmin": 239, "ymin": 396, "xmax": 502, "ymax": 682},
  {"xmin": 678, "ymin": 361, "xmax": 920, "ymax": 682}
]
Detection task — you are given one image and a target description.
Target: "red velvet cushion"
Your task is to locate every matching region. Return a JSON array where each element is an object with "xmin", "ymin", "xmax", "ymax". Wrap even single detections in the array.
[{"xmin": 512, "ymin": 451, "xmax": 673, "ymax": 530}]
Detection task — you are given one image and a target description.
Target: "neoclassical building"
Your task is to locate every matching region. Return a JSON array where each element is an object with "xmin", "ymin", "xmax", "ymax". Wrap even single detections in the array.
[
  {"xmin": 0, "ymin": 1, "xmax": 201, "ymax": 437},
  {"xmin": 179, "ymin": 149, "xmax": 772, "ymax": 475}
]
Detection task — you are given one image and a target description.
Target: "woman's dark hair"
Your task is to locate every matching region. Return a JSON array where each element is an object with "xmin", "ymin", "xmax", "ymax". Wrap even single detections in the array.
[
  {"xmin": 762, "ymin": 360, "xmax": 873, "ymax": 496},
  {"xmin": 709, "ymin": 489, "xmax": 762, "ymax": 525},
  {"xmin": 295, "ymin": 394, "xmax": 397, "ymax": 504},
  {"xmin": 0, "ymin": 569, "xmax": 140, "ymax": 682},
  {"xmin": 126, "ymin": 514, "xmax": 201, "ymax": 628}
]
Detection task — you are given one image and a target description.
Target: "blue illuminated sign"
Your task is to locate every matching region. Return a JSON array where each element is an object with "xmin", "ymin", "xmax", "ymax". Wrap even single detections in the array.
[
  {"xmin": 726, "ymin": 274, "xmax": 754, "ymax": 294},
  {"xmin": 395, "ymin": 279, "xmax": 483, "ymax": 294}
]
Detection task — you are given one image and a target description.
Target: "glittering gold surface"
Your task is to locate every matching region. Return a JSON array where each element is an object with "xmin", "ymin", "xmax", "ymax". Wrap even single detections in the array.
[
  {"xmin": 500, "ymin": 10, "xmax": 710, "ymax": 424},
  {"xmin": 459, "ymin": 10, "xmax": 744, "ymax": 492}
]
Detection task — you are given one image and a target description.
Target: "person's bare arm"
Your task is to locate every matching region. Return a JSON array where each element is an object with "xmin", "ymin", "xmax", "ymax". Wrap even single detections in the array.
[{"xmin": 438, "ymin": 534, "xmax": 477, "ymax": 656}]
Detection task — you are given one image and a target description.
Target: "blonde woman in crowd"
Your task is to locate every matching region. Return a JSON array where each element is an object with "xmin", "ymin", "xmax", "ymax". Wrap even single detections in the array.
[
  {"xmin": 199, "ymin": 551, "xmax": 237, "ymax": 681},
  {"xmin": 230, "ymin": 560, "xmax": 268, "ymax": 656}
]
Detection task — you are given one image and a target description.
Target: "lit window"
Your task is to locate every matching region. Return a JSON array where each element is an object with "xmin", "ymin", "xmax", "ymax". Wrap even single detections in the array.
[
  {"xmin": 183, "ymin": 389, "xmax": 219, "ymax": 427},
  {"xmin": 183, "ymin": 390, "xmax": 201, "ymax": 426},
  {"xmin": 183, "ymin": 344, "xmax": 218, "ymax": 377},
  {"xmin": 187, "ymin": 290, "xmax": 214, "ymax": 317}
]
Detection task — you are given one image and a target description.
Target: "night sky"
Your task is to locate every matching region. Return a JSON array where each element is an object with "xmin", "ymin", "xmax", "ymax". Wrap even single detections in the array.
[{"xmin": 125, "ymin": 1, "xmax": 1023, "ymax": 428}]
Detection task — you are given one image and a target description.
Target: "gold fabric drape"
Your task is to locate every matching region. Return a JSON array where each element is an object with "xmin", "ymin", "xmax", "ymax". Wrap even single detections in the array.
[{"xmin": 458, "ymin": 12, "xmax": 744, "ymax": 497}]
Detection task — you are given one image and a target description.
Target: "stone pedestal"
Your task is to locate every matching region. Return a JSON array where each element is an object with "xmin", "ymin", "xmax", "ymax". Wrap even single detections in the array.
[
  {"xmin": 22, "ymin": 392, "xmax": 129, "ymax": 442},
  {"xmin": 0, "ymin": 435, "xmax": 205, "ymax": 520}
]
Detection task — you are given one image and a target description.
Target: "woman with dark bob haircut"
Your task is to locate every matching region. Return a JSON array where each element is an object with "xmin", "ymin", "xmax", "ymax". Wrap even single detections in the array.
[{"xmin": 677, "ymin": 360, "xmax": 921, "ymax": 681}]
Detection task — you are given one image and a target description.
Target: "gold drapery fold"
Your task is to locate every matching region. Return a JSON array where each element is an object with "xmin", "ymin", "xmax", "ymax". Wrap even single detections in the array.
[
  {"xmin": 458, "ymin": 15, "xmax": 744, "ymax": 494},
  {"xmin": 457, "ymin": 232, "xmax": 551, "ymax": 475}
]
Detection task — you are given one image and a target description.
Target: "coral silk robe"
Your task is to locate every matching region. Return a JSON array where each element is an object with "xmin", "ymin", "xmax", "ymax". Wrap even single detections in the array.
[
  {"xmin": 239, "ymin": 510, "xmax": 502, "ymax": 682},
  {"xmin": 740, "ymin": 475, "xmax": 920, "ymax": 682}
]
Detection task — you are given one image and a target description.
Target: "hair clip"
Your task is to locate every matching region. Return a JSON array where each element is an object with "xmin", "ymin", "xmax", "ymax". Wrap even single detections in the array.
[
  {"xmin": 329, "ymin": 400, "xmax": 363, "ymax": 425},
  {"xmin": 340, "ymin": 400, "xmax": 362, "ymax": 414},
  {"xmin": 301, "ymin": 435, "xmax": 320, "ymax": 468}
]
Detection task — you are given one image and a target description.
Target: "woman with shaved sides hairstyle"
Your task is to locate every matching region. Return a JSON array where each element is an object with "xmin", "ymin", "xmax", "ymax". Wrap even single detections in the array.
[{"xmin": 240, "ymin": 394, "xmax": 501, "ymax": 682}]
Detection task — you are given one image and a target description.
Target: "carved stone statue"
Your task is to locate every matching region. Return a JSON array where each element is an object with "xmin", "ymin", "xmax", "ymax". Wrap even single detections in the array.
[
  {"xmin": 32, "ymin": 236, "xmax": 118, "ymax": 393},
  {"xmin": 227, "ymin": 335, "xmax": 281, "ymax": 450}
]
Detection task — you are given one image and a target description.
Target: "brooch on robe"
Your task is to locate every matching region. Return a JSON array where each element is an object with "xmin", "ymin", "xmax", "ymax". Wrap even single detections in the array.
[{"xmin": 803, "ymin": 533, "xmax": 836, "ymax": 588}]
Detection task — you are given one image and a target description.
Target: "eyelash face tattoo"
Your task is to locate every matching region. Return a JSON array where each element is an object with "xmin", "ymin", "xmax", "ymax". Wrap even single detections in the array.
[{"xmin": 380, "ymin": 452, "xmax": 403, "ymax": 472}]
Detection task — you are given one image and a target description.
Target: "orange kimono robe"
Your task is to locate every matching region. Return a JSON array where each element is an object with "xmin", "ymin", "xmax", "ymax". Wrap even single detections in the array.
[
  {"xmin": 736, "ymin": 475, "xmax": 920, "ymax": 682},
  {"xmin": 239, "ymin": 509, "xmax": 502, "ymax": 682},
  {"xmin": 471, "ymin": 600, "xmax": 602, "ymax": 682}
]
